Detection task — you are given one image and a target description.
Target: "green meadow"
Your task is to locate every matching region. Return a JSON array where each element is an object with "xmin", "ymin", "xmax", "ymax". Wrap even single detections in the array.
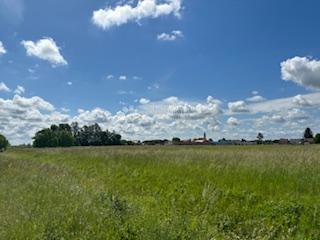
[{"xmin": 1, "ymin": 145, "xmax": 320, "ymax": 239}]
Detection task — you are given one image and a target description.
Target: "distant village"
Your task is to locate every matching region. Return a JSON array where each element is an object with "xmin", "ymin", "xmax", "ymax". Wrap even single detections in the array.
[{"xmin": 141, "ymin": 128, "xmax": 318, "ymax": 146}]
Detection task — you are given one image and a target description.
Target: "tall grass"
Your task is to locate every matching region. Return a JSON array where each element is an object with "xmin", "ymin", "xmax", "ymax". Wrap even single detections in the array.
[{"xmin": 1, "ymin": 145, "xmax": 320, "ymax": 239}]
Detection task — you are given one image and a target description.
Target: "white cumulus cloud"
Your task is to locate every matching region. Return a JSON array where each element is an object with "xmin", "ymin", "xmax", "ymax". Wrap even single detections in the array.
[
  {"xmin": 246, "ymin": 95, "xmax": 266, "ymax": 103},
  {"xmin": 14, "ymin": 85, "xmax": 25, "ymax": 95},
  {"xmin": 119, "ymin": 75, "xmax": 127, "ymax": 81},
  {"xmin": 157, "ymin": 30, "xmax": 183, "ymax": 41},
  {"xmin": 139, "ymin": 98, "xmax": 150, "ymax": 105},
  {"xmin": 292, "ymin": 94, "xmax": 312, "ymax": 107},
  {"xmin": 248, "ymin": 92, "xmax": 320, "ymax": 114},
  {"xmin": 0, "ymin": 82, "xmax": 11, "ymax": 92},
  {"xmin": 107, "ymin": 74, "xmax": 114, "ymax": 80},
  {"xmin": 2, "ymin": 91, "xmax": 320, "ymax": 145},
  {"xmin": 21, "ymin": 38, "xmax": 68, "ymax": 66},
  {"xmin": 0, "ymin": 95, "xmax": 66, "ymax": 144},
  {"xmin": 228, "ymin": 101, "xmax": 249, "ymax": 113},
  {"xmin": 12, "ymin": 95, "xmax": 54, "ymax": 111},
  {"xmin": 281, "ymin": 56, "xmax": 320, "ymax": 90},
  {"xmin": 227, "ymin": 117, "xmax": 240, "ymax": 126},
  {"xmin": 0, "ymin": 41, "xmax": 6, "ymax": 56},
  {"xmin": 92, "ymin": 0, "xmax": 182, "ymax": 30}
]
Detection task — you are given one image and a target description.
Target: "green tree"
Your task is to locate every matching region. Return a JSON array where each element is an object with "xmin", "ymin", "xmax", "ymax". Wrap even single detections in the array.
[
  {"xmin": 314, "ymin": 134, "xmax": 320, "ymax": 144},
  {"xmin": 50, "ymin": 124, "xmax": 59, "ymax": 132},
  {"xmin": 172, "ymin": 137, "xmax": 181, "ymax": 142},
  {"xmin": 110, "ymin": 131, "xmax": 121, "ymax": 145},
  {"xmin": 71, "ymin": 122, "xmax": 80, "ymax": 145},
  {"xmin": 58, "ymin": 124, "xmax": 72, "ymax": 133},
  {"xmin": 172, "ymin": 137, "xmax": 181, "ymax": 145},
  {"xmin": 75, "ymin": 124, "xmax": 122, "ymax": 146},
  {"xmin": 33, "ymin": 129, "xmax": 58, "ymax": 148},
  {"xmin": 257, "ymin": 132, "xmax": 264, "ymax": 144},
  {"xmin": 90, "ymin": 123, "xmax": 103, "ymax": 145},
  {"xmin": 57, "ymin": 131, "xmax": 75, "ymax": 147},
  {"xmin": 33, "ymin": 124, "xmax": 76, "ymax": 148},
  {"xmin": 304, "ymin": 128, "xmax": 314, "ymax": 139},
  {"xmin": 33, "ymin": 123, "xmax": 122, "ymax": 148},
  {"xmin": 0, "ymin": 134, "xmax": 9, "ymax": 152}
]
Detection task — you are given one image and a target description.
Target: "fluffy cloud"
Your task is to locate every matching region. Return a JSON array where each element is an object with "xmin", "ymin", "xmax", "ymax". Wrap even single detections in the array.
[
  {"xmin": 226, "ymin": 92, "xmax": 320, "ymax": 135},
  {"xmin": 140, "ymin": 96, "xmax": 221, "ymax": 120},
  {"xmin": 254, "ymin": 115, "xmax": 283, "ymax": 128},
  {"xmin": 0, "ymin": 41, "xmax": 6, "ymax": 55},
  {"xmin": 227, "ymin": 117, "xmax": 240, "ymax": 126},
  {"xmin": 107, "ymin": 74, "xmax": 114, "ymax": 80},
  {"xmin": 0, "ymin": 82, "xmax": 11, "ymax": 92},
  {"xmin": 254, "ymin": 108, "xmax": 308, "ymax": 127},
  {"xmin": 21, "ymin": 38, "xmax": 68, "ymax": 66},
  {"xmin": 74, "ymin": 108, "xmax": 112, "ymax": 125},
  {"xmin": 92, "ymin": 0, "xmax": 182, "ymax": 30},
  {"xmin": 167, "ymin": 102, "xmax": 220, "ymax": 120},
  {"xmin": 228, "ymin": 101, "xmax": 249, "ymax": 113},
  {"xmin": 11, "ymin": 95, "xmax": 54, "ymax": 111},
  {"xmin": 270, "ymin": 114, "xmax": 286, "ymax": 123},
  {"xmin": 281, "ymin": 56, "xmax": 320, "ymax": 90},
  {"xmin": 119, "ymin": 75, "xmax": 127, "ymax": 81},
  {"xmin": 287, "ymin": 108, "xmax": 309, "ymax": 121},
  {"xmin": 157, "ymin": 30, "xmax": 183, "ymax": 41},
  {"xmin": 113, "ymin": 112, "xmax": 155, "ymax": 129},
  {"xmin": 0, "ymin": 95, "xmax": 61, "ymax": 144},
  {"xmin": 292, "ymin": 94, "xmax": 312, "ymax": 107},
  {"xmin": 248, "ymin": 92, "xmax": 320, "ymax": 114},
  {"xmin": 2, "ymin": 91, "xmax": 320, "ymax": 145},
  {"xmin": 67, "ymin": 96, "xmax": 222, "ymax": 141},
  {"xmin": 72, "ymin": 109, "xmax": 158, "ymax": 138},
  {"xmin": 139, "ymin": 98, "xmax": 150, "ymax": 105},
  {"xmin": 14, "ymin": 85, "xmax": 25, "ymax": 95},
  {"xmin": 246, "ymin": 95, "xmax": 266, "ymax": 103}
]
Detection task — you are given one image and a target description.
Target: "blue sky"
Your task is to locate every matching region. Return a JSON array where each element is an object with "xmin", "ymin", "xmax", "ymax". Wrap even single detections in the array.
[{"xmin": 1, "ymin": 0, "xmax": 320, "ymax": 144}]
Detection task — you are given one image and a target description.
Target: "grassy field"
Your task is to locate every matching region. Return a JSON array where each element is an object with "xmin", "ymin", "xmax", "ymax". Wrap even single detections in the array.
[{"xmin": 1, "ymin": 145, "xmax": 320, "ymax": 239}]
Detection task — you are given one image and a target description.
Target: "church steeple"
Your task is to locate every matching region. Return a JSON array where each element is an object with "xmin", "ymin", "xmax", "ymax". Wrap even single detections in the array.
[{"xmin": 204, "ymin": 132, "xmax": 207, "ymax": 140}]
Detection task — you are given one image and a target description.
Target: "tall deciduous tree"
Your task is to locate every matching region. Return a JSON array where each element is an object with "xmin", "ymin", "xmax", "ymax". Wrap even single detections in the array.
[
  {"xmin": 257, "ymin": 132, "xmax": 264, "ymax": 144},
  {"xmin": 304, "ymin": 128, "xmax": 314, "ymax": 139},
  {"xmin": 0, "ymin": 134, "xmax": 9, "ymax": 152},
  {"xmin": 314, "ymin": 134, "xmax": 320, "ymax": 144},
  {"xmin": 33, "ymin": 128, "xmax": 58, "ymax": 148}
]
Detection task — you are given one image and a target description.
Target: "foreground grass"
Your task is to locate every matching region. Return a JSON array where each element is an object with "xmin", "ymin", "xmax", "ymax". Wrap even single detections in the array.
[{"xmin": 1, "ymin": 145, "xmax": 320, "ymax": 239}]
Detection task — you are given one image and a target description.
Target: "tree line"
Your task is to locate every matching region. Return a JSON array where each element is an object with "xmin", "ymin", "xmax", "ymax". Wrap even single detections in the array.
[
  {"xmin": 1, "ymin": 126, "xmax": 320, "ymax": 152},
  {"xmin": 33, "ymin": 123, "xmax": 122, "ymax": 148}
]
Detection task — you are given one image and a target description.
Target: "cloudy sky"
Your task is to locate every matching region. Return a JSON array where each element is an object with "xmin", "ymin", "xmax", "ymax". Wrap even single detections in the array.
[{"xmin": 1, "ymin": 0, "xmax": 320, "ymax": 144}]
